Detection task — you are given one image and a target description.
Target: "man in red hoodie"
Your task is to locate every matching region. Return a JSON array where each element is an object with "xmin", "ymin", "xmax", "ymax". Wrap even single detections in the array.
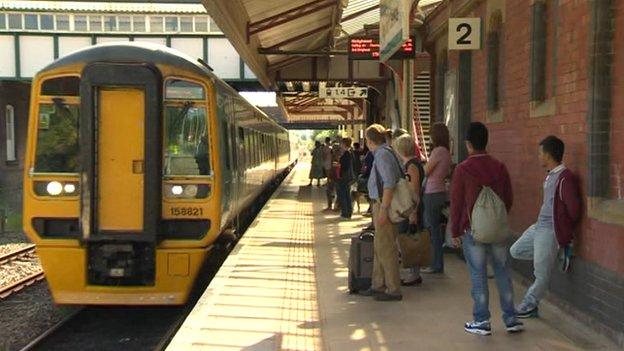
[
  {"xmin": 450, "ymin": 122, "xmax": 524, "ymax": 336},
  {"xmin": 510, "ymin": 136, "xmax": 581, "ymax": 318}
]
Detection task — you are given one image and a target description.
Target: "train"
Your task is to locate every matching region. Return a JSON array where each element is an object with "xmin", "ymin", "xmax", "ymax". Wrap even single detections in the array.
[{"xmin": 22, "ymin": 42, "xmax": 292, "ymax": 305}]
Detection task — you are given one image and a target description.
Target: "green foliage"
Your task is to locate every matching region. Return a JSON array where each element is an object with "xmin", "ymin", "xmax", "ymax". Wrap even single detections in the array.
[{"xmin": 312, "ymin": 129, "xmax": 338, "ymax": 143}]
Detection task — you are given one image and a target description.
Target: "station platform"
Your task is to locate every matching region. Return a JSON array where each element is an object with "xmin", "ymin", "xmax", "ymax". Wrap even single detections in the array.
[{"xmin": 166, "ymin": 162, "xmax": 617, "ymax": 351}]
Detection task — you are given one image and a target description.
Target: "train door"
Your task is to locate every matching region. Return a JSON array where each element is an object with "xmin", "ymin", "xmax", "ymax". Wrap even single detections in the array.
[
  {"xmin": 80, "ymin": 63, "xmax": 161, "ymax": 286},
  {"xmin": 98, "ymin": 88, "xmax": 144, "ymax": 231}
]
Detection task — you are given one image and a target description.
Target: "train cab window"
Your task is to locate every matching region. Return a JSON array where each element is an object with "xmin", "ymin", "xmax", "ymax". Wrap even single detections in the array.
[
  {"xmin": 165, "ymin": 79, "xmax": 205, "ymax": 100},
  {"xmin": 34, "ymin": 102, "xmax": 80, "ymax": 173},
  {"xmin": 41, "ymin": 77, "xmax": 80, "ymax": 96},
  {"xmin": 164, "ymin": 105, "xmax": 210, "ymax": 176}
]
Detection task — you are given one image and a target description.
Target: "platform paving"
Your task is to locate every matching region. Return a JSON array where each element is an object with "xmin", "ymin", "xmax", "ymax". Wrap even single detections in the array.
[{"xmin": 167, "ymin": 162, "xmax": 618, "ymax": 351}]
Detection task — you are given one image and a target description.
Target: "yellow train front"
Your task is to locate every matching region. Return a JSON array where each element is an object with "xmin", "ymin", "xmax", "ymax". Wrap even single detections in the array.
[{"xmin": 23, "ymin": 42, "xmax": 291, "ymax": 305}]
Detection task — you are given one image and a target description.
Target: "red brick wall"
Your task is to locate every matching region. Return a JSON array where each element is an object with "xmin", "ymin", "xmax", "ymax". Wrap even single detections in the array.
[{"xmin": 427, "ymin": 0, "xmax": 624, "ymax": 274}]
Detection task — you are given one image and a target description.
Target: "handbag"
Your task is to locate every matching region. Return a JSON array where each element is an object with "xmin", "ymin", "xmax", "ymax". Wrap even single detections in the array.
[
  {"xmin": 373, "ymin": 147, "xmax": 418, "ymax": 223},
  {"xmin": 397, "ymin": 228, "xmax": 432, "ymax": 268}
]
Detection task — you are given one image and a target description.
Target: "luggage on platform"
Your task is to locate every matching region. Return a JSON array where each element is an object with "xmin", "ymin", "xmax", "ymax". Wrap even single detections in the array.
[{"xmin": 348, "ymin": 230, "xmax": 374, "ymax": 294}]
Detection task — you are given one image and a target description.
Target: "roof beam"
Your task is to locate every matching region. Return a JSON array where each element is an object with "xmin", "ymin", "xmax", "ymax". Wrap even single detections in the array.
[
  {"xmin": 247, "ymin": 0, "xmax": 337, "ymax": 41},
  {"xmin": 341, "ymin": 4, "xmax": 380, "ymax": 22},
  {"xmin": 259, "ymin": 49, "xmax": 348, "ymax": 56},
  {"xmin": 262, "ymin": 24, "xmax": 332, "ymax": 51}
]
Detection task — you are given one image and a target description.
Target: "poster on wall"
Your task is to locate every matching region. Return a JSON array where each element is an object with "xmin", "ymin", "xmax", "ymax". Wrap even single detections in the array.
[{"xmin": 444, "ymin": 70, "xmax": 459, "ymax": 164}]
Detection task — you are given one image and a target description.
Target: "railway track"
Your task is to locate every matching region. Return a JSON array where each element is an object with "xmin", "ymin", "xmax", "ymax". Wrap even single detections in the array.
[{"xmin": 0, "ymin": 244, "xmax": 45, "ymax": 299}]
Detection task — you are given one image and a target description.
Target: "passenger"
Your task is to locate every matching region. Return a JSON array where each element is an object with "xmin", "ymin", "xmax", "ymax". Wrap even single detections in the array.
[
  {"xmin": 510, "ymin": 136, "xmax": 581, "ymax": 319},
  {"xmin": 336, "ymin": 137, "xmax": 355, "ymax": 219},
  {"xmin": 322, "ymin": 137, "xmax": 336, "ymax": 212},
  {"xmin": 308, "ymin": 140, "xmax": 325, "ymax": 187},
  {"xmin": 331, "ymin": 140, "xmax": 343, "ymax": 212},
  {"xmin": 361, "ymin": 144, "xmax": 375, "ymax": 227},
  {"xmin": 450, "ymin": 122, "xmax": 524, "ymax": 335},
  {"xmin": 360, "ymin": 124, "xmax": 403, "ymax": 301},
  {"xmin": 393, "ymin": 134, "xmax": 424, "ymax": 286},
  {"xmin": 421, "ymin": 123, "xmax": 452, "ymax": 274},
  {"xmin": 352, "ymin": 142, "xmax": 364, "ymax": 177}
]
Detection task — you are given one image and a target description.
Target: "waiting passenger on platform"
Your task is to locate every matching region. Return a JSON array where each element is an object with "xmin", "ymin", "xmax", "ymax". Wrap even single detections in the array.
[
  {"xmin": 450, "ymin": 122, "xmax": 524, "ymax": 335},
  {"xmin": 322, "ymin": 137, "xmax": 336, "ymax": 212},
  {"xmin": 336, "ymin": 137, "xmax": 355, "ymax": 219},
  {"xmin": 360, "ymin": 145, "xmax": 375, "ymax": 227},
  {"xmin": 421, "ymin": 123, "xmax": 452, "ymax": 274},
  {"xmin": 352, "ymin": 142, "xmax": 364, "ymax": 178},
  {"xmin": 308, "ymin": 141, "xmax": 325, "ymax": 187},
  {"xmin": 510, "ymin": 136, "xmax": 581, "ymax": 319},
  {"xmin": 359, "ymin": 124, "xmax": 403, "ymax": 301},
  {"xmin": 393, "ymin": 134, "xmax": 425, "ymax": 286}
]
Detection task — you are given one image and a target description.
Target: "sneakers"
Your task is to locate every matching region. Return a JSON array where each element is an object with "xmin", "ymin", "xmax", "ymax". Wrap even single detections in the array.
[
  {"xmin": 516, "ymin": 305, "xmax": 539, "ymax": 319},
  {"xmin": 373, "ymin": 293, "xmax": 403, "ymax": 301},
  {"xmin": 506, "ymin": 321, "xmax": 525, "ymax": 333},
  {"xmin": 401, "ymin": 276, "xmax": 423, "ymax": 286},
  {"xmin": 464, "ymin": 320, "xmax": 492, "ymax": 336}
]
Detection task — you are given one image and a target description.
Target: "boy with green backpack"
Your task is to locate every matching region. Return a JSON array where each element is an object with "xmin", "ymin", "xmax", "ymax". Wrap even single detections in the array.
[{"xmin": 450, "ymin": 122, "xmax": 524, "ymax": 336}]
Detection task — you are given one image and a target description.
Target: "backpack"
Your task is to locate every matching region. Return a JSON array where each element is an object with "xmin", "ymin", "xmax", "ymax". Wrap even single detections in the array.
[{"xmin": 470, "ymin": 186, "xmax": 509, "ymax": 243}]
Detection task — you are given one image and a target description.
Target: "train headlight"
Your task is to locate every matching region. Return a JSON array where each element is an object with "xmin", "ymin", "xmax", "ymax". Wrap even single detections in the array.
[
  {"xmin": 171, "ymin": 185, "xmax": 184, "ymax": 196},
  {"xmin": 64, "ymin": 183, "xmax": 76, "ymax": 194},
  {"xmin": 46, "ymin": 181, "xmax": 63, "ymax": 196},
  {"xmin": 183, "ymin": 185, "xmax": 198, "ymax": 197}
]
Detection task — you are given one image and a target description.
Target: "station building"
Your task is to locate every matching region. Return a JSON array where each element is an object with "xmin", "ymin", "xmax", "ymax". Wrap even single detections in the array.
[{"xmin": 0, "ymin": 0, "xmax": 256, "ymax": 210}]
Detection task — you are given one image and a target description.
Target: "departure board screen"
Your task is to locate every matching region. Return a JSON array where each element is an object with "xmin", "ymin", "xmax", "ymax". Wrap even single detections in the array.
[{"xmin": 348, "ymin": 36, "xmax": 416, "ymax": 60}]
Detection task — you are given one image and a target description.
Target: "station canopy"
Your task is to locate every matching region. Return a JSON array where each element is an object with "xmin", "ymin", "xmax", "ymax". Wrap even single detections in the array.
[{"xmin": 202, "ymin": 0, "xmax": 442, "ymax": 128}]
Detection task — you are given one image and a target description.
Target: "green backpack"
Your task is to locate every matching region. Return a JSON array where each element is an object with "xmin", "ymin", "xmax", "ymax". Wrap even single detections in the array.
[{"xmin": 470, "ymin": 186, "xmax": 509, "ymax": 243}]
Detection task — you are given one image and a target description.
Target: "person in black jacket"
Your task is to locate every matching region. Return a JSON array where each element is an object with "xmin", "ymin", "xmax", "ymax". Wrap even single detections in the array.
[{"xmin": 336, "ymin": 137, "xmax": 355, "ymax": 219}]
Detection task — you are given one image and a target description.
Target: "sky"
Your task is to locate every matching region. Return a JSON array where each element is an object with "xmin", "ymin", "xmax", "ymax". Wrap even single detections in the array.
[{"xmin": 239, "ymin": 91, "xmax": 277, "ymax": 107}]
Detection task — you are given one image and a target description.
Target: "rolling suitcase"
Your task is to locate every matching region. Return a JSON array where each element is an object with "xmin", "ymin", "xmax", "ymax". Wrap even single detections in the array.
[{"xmin": 348, "ymin": 230, "xmax": 374, "ymax": 294}]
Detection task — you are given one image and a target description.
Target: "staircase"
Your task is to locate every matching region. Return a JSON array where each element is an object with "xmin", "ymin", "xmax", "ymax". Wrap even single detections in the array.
[{"xmin": 413, "ymin": 70, "xmax": 432, "ymax": 159}]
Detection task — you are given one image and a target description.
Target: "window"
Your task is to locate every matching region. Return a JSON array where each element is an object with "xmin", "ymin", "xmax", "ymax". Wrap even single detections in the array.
[
  {"xmin": 5, "ymin": 105, "xmax": 16, "ymax": 162},
  {"xmin": 104, "ymin": 16, "xmax": 116, "ymax": 31},
  {"xmin": 165, "ymin": 80, "xmax": 205, "ymax": 100},
  {"xmin": 194, "ymin": 17, "xmax": 207, "ymax": 32},
  {"xmin": 8, "ymin": 14, "xmax": 22, "ymax": 30},
  {"xmin": 40, "ymin": 14, "xmax": 54, "ymax": 30},
  {"xmin": 118, "ymin": 16, "xmax": 131, "ymax": 31},
  {"xmin": 34, "ymin": 103, "xmax": 80, "ymax": 173},
  {"xmin": 222, "ymin": 122, "xmax": 230, "ymax": 170},
  {"xmin": 163, "ymin": 106, "xmax": 209, "ymax": 176},
  {"xmin": 165, "ymin": 16, "xmax": 178, "ymax": 32},
  {"xmin": 74, "ymin": 15, "xmax": 87, "ymax": 31},
  {"xmin": 150, "ymin": 16, "xmax": 163, "ymax": 32},
  {"xmin": 24, "ymin": 14, "xmax": 38, "ymax": 30},
  {"xmin": 180, "ymin": 17, "xmax": 192, "ymax": 32},
  {"xmin": 56, "ymin": 15, "xmax": 69, "ymax": 31},
  {"xmin": 209, "ymin": 18, "xmax": 221, "ymax": 32},
  {"xmin": 89, "ymin": 15, "xmax": 102, "ymax": 32},
  {"xmin": 530, "ymin": 1, "xmax": 547, "ymax": 102},
  {"xmin": 41, "ymin": 77, "xmax": 80, "ymax": 96},
  {"xmin": 0, "ymin": 14, "xmax": 6, "ymax": 29},
  {"xmin": 133, "ymin": 16, "xmax": 145, "ymax": 32}
]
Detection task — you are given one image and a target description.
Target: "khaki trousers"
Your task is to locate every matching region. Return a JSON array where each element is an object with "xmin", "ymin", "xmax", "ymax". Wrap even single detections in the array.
[{"xmin": 372, "ymin": 202, "xmax": 401, "ymax": 295}]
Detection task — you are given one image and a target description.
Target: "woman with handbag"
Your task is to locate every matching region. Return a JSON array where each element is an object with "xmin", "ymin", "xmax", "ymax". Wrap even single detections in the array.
[{"xmin": 393, "ymin": 134, "xmax": 426, "ymax": 286}]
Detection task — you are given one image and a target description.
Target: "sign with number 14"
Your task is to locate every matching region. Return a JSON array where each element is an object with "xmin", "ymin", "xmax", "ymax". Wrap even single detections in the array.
[{"xmin": 448, "ymin": 18, "xmax": 481, "ymax": 50}]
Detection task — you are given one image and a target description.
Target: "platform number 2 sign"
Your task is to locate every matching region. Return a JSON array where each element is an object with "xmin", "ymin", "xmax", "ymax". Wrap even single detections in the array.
[{"xmin": 448, "ymin": 18, "xmax": 481, "ymax": 50}]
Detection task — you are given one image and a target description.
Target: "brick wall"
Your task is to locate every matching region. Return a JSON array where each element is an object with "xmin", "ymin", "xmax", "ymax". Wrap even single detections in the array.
[{"xmin": 425, "ymin": 0, "xmax": 624, "ymax": 345}]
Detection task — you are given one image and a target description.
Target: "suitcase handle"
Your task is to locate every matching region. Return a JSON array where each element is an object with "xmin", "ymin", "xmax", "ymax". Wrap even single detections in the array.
[{"xmin": 359, "ymin": 230, "xmax": 374, "ymax": 241}]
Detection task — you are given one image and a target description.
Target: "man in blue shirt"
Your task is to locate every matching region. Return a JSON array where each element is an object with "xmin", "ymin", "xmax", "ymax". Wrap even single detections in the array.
[{"xmin": 360, "ymin": 124, "xmax": 403, "ymax": 301}]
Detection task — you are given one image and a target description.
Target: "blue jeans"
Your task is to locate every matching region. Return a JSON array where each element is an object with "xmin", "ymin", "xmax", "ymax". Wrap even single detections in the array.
[
  {"xmin": 336, "ymin": 181, "xmax": 353, "ymax": 218},
  {"xmin": 510, "ymin": 223, "xmax": 559, "ymax": 308},
  {"xmin": 423, "ymin": 192, "xmax": 446, "ymax": 272},
  {"xmin": 463, "ymin": 232, "xmax": 517, "ymax": 326}
]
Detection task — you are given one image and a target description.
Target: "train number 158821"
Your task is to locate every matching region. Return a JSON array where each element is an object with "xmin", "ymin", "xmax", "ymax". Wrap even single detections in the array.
[{"xmin": 170, "ymin": 207, "xmax": 203, "ymax": 216}]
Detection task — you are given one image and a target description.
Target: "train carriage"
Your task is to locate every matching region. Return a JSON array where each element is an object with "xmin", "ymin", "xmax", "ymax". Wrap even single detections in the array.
[{"xmin": 22, "ymin": 42, "xmax": 291, "ymax": 305}]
